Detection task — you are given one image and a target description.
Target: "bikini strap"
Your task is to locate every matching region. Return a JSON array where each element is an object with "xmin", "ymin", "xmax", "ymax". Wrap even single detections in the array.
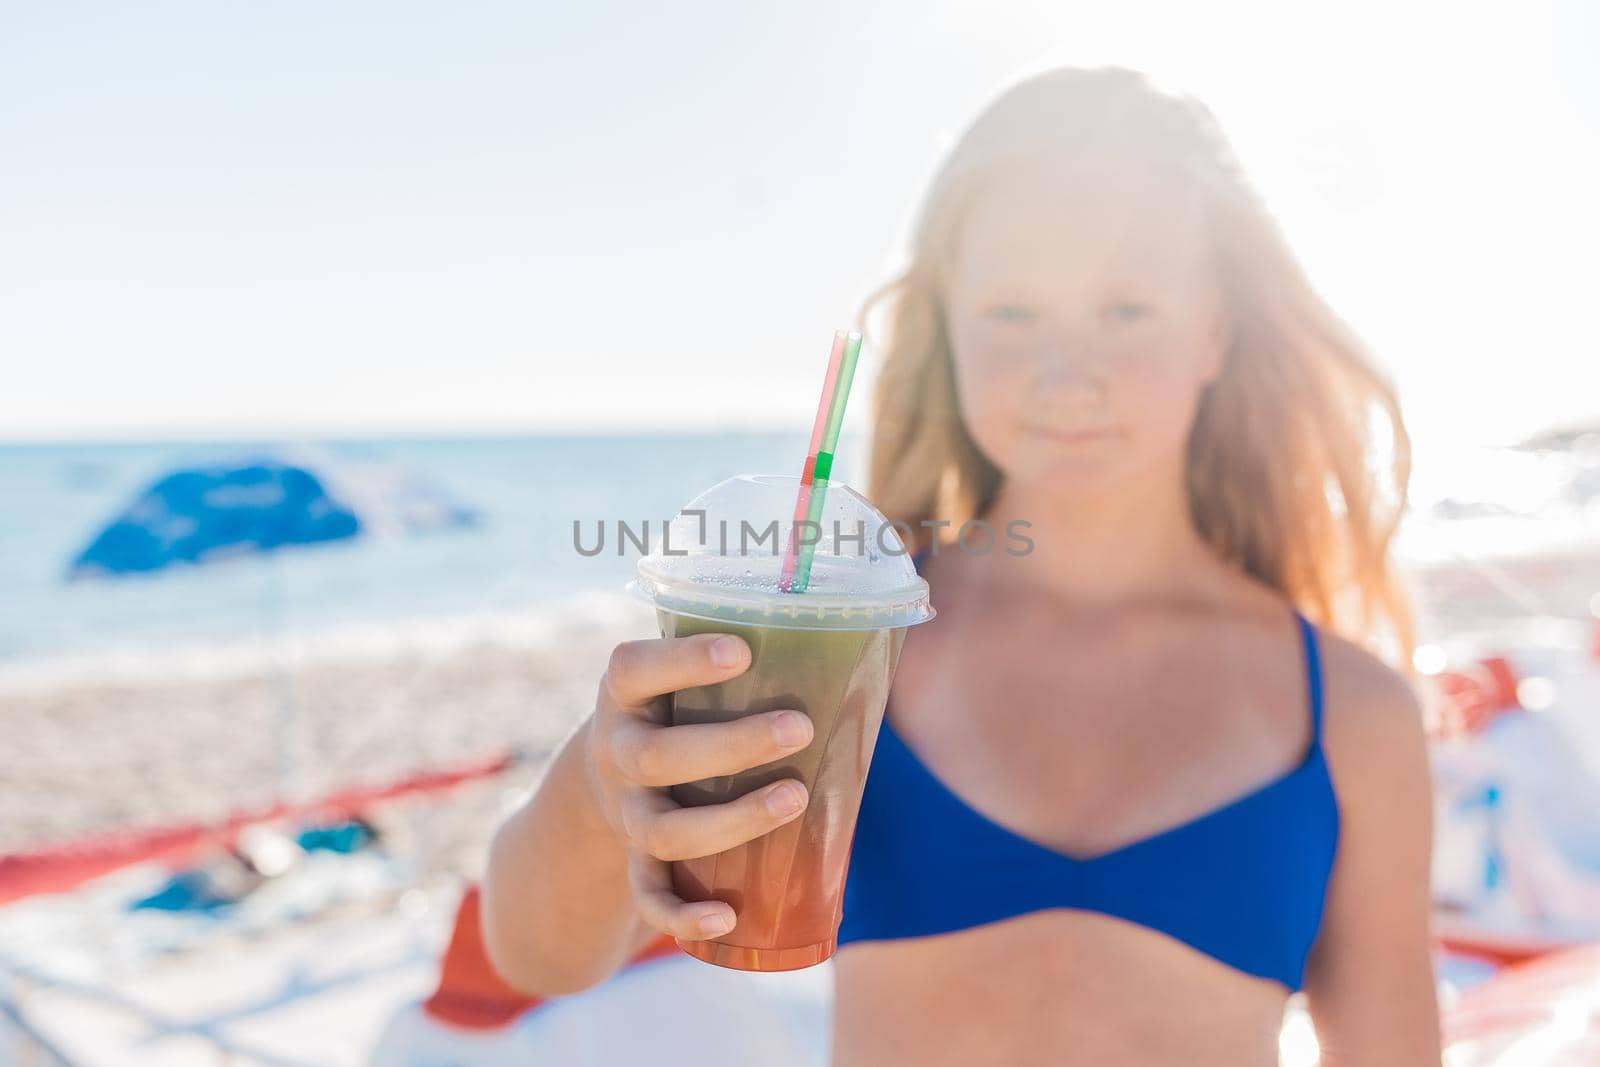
[{"xmin": 1293, "ymin": 611, "xmax": 1325, "ymax": 740}]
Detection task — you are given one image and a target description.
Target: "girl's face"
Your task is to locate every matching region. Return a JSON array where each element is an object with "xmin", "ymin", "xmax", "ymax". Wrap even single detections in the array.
[{"xmin": 943, "ymin": 156, "xmax": 1231, "ymax": 497}]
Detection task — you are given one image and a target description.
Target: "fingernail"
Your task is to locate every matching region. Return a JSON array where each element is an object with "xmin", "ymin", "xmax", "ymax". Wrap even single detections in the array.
[
  {"xmin": 710, "ymin": 636, "xmax": 742, "ymax": 668},
  {"xmin": 766, "ymin": 782, "xmax": 804, "ymax": 817},
  {"xmin": 699, "ymin": 911, "xmax": 733, "ymax": 937},
  {"xmin": 772, "ymin": 711, "xmax": 811, "ymax": 748}
]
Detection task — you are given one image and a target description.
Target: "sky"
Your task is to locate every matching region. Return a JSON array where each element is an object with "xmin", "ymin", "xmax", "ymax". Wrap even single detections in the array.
[{"xmin": 2, "ymin": 0, "xmax": 1597, "ymax": 452}]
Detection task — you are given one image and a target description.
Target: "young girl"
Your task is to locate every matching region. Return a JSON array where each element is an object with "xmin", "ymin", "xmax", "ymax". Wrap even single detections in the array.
[{"xmin": 483, "ymin": 66, "xmax": 1440, "ymax": 1065}]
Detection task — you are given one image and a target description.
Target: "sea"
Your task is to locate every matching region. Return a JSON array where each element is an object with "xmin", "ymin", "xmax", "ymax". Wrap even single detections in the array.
[
  {"xmin": 3, "ymin": 430, "xmax": 1596, "ymax": 686},
  {"xmin": 0, "ymin": 433, "xmax": 866, "ymax": 682}
]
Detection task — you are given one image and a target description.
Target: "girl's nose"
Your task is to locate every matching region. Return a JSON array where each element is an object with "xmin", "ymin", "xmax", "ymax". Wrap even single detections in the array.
[{"xmin": 1033, "ymin": 336, "xmax": 1110, "ymax": 397}]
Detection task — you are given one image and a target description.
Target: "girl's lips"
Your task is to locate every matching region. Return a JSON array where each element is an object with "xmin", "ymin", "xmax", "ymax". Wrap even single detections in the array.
[{"xmin": 1026, "ymin": 424, "xmax": 1119, "ymax": 445}]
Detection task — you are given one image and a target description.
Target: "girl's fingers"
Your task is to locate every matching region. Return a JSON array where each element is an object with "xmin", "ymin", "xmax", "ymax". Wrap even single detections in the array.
[
  {"xmin": 606, "ymin": 709, "xmax": 814, "ymax": 788},
  {"xmin": 627, "ymin": 851, "xmax": 737, "ymax": 942},
  {"xmin": 601, "ymin": 632, "xmax": 802, "ymax": 944},
  {"xmin": 602, "ymin": 634, "xmax": 751, "ymax": 714},
  {"xmin": 619, "ymin": 778, "xmax": 809, "ymax": 862}
]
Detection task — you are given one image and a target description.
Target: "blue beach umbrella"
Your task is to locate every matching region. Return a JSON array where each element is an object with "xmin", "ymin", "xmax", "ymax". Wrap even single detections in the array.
[
  {"xmin": 68, "ymin": 450, "xmax": 477, "ymax": 578},
  {"xmin": 66, "ymin": 448, "xmax": 480, "ymax": 801}
]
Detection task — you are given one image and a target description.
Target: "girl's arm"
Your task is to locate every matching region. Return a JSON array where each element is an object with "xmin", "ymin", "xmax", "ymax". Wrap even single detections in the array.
[
  {"xmin": 1303, "ymin": 637, "xmax": 1442, "ymax": 1065},
  {"xmin": 482, "ymin": 717, "xmax": 659, "ymax": 996}
]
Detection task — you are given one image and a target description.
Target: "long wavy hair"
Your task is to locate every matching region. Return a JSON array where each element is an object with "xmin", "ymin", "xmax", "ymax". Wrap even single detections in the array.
[{"xmin": 862, "ymin": 66, "xmax": 1414, "ymax": 662}]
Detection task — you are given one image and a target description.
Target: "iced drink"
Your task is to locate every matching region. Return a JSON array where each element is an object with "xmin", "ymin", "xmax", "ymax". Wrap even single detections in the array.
[{"xmin": 629, "ymin": 474, "xmax": 933, "ymax": 972}]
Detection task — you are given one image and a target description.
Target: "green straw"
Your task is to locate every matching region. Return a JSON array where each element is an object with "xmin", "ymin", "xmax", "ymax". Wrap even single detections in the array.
[{"xmin": 792, "ymin": 331, "xmax": 862, "ymax": 591}]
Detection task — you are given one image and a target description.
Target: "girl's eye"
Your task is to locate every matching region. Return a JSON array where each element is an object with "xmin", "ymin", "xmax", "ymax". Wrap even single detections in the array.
[
  {"xmin": 1107, "ymin": 301, "xmax": 1151, "ymax": 324},
  {"xmin": 983, "ymin": 303, "xmax": 1035, "ymax": 324}
]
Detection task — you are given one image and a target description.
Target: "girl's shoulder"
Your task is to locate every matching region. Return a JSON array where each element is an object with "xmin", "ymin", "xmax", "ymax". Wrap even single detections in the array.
[
  {"xmin": 1203, "ymin": 570, "xmax": 1426, "ymax": 803},
  {"xmin": 1218, "ymin": 569, "xmax": 1422, "ymax": 755},
  {"xmin": 1311, "ymin": 627, "xmax": 1430, "ymax": 809},
  {"xmin": 1298, "ymin": 625, "xmax": 1436, "ymax": 1023}
]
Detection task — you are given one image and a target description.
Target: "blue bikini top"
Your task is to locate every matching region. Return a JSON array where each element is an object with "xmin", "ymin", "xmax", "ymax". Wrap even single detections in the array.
[{"xmin": 836, "ymin": 554, "xmax": 1340, "ymax": 991}]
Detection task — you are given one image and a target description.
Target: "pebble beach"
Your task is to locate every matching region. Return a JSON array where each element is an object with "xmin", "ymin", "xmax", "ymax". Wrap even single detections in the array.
[{"xmin": 0, "ymin": 592, "xmax": 649, "ymax": 856}]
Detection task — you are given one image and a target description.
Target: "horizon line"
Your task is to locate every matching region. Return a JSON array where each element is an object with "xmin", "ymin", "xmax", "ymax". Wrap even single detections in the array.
[{"xmin": 0, "ymin": 422, "xmax": 871, "ymax": 446}]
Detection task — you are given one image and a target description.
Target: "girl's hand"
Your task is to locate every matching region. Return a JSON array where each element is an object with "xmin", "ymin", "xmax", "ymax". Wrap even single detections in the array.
[{"xmin": 584, "ymin": 632, "xmax": 815, "ymax": 941}]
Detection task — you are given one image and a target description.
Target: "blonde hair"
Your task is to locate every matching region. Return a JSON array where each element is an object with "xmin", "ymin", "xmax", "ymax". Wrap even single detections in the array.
[{"xmin": 862, "ymin": 66, "xmax": 1414, "ymax": 662}]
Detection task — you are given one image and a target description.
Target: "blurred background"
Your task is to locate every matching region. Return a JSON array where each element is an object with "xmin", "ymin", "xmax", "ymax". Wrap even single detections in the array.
[{"xmin": 2, "ymin": 2, "xmax": 1597, "ymax": 1064}]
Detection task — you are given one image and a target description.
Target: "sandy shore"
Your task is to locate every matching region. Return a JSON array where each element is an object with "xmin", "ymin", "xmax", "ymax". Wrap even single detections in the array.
[{"xmin": 0, "ymin": 592, "xmax": 654, "ymax": 855}]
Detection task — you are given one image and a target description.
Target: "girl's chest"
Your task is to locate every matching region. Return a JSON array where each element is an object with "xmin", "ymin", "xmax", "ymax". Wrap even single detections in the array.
[{"xmin": 882, "ymin": 597, "xmax": 1305, "ymax": 859}]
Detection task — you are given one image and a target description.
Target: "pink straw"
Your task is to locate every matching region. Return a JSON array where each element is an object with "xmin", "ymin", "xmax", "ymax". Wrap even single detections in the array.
[{"xmin": 778, "ymin": 331, "xmax": 848, "ymax": 592}]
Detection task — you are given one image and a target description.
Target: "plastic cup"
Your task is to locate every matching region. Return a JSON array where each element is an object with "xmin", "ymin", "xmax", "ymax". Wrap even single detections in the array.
[{"xmin": 628, "ymin": 474, "xmax": 934, "ymax": 971}]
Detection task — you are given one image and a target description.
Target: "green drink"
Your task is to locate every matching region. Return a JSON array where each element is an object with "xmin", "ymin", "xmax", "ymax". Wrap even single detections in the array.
[{"xmin": 630, "ymin": 474, "xmax": 933, "ymax": 971}]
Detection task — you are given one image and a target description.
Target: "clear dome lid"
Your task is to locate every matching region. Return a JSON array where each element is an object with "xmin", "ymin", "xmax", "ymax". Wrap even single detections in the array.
[{"xmin": 628, "ymin": 473, "xmax": 934, "ymax": 631}]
